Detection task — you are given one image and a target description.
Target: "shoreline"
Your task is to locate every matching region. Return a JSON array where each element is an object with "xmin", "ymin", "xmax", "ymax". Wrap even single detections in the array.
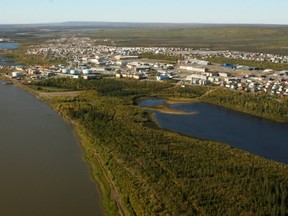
[
  {"xmin": 8, "ymin": 79, "xmax": 288, "ymax": 215},
  {"xmin": 3, "ymin": 79, "xmax": 123, "ymax": 216},
  {"xmin": 136, "ymin": 96, "xmax": 198, "ymax": 115}
]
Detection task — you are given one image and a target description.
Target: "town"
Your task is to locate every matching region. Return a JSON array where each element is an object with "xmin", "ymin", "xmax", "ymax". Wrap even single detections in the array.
[{"xmin": 2, "ymin": 37, "xmax": 288, "ymax": 96}]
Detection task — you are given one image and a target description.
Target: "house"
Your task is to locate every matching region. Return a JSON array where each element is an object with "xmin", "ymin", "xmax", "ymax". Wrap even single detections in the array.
[
  {"xmin": 219, "ymin": 72, "xmax": 231, "ymax": 78},
  {"xmin": 179, "ymin": 65, "xmax": 208, "ymax": 73},
  {"xmin": 115, "ymin": 55, "xmax": 139, "ymax": 60},
  {"xmin": 116, "ymin": 61, "xmax": 128, "ymax": 66}
]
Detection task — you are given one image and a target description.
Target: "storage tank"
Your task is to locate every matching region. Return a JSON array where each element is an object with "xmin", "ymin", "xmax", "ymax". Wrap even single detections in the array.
[
  {"xmin": 82, "ymin": 69, "xmax": 93, "ymax": 74},
  {"xmin": 70, "ymin": 69, "xmax": 80, "ymax": 75},
  {"xmin": 11, "ymin": 72, "xmax": 22, "ymax": 78},
  {"xmin": 61, "ymin": 69, "xmax": 70, "ymax": 74}
]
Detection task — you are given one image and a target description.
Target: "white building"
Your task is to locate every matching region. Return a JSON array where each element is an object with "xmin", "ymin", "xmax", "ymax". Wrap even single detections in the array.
[{"xmin": 179, "ymin": 65, "xmax": 208, "ymax": 73}]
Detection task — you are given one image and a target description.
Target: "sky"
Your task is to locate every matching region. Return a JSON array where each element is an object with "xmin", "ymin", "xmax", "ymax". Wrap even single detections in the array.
[{"xmin": 1, "ymin": 0, "xmax": 288, "ymax": 25}]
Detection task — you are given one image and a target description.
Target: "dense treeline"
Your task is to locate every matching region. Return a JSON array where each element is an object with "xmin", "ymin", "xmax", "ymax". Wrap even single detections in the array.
[
  {"xmin": 207, "ymin": 57, "xmax": 288, "ymax": 71},
  {"xmin": 34, "ymin": 78, "xmax": 288, "ymax": 215},
  {"xmin": 201, "ymin": 88, "xmax": 288, "ymax": 122},
  {"xmin": 35, "ymin": 78, "xmax": 288, "ymax": 122},
  {"xmin": 34, "ymin": 78, "xmax": 210, "ymax": 99}
]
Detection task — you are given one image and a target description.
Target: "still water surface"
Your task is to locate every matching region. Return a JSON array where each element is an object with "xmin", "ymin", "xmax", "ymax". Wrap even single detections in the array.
[
  {"xmin": 0, "ymin": 43, "xmax": 20, "ymax": 66},
  {"xmin": 0, "ymin": 43, "xmax": 19, "ymax": 50},
  {"xmin": 0, "ymin": 82, "xmax": 104, "ymax": 216},
  {"xmin": 139, "ymin": 99, "xmax": 288, "ymax": 164}
]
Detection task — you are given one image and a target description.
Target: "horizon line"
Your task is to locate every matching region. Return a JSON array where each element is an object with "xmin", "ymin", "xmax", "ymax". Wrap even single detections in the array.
[{"xmin": 0, "ymin": 21, "xmax": 288, "ymax": 26}]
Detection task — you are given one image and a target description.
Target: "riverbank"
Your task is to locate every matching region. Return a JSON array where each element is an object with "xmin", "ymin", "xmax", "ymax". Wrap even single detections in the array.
[
  {"xmin": 48, "ymin": 89, "xmax": 288, "ymax": 215},
  {"xmin": 9, "ymin": 79, "xmax": 123, "ymax": 216},
  {"xmin": 200, "ymin": 87, "xmax": 288, "ymax": 123},
  {"xmin": 11, "ymin": 78, "xmax": 288, "ymax": 215},
  {"xmin": 0, "ymin": 79, "xmax": 104, "ymax": 215}
]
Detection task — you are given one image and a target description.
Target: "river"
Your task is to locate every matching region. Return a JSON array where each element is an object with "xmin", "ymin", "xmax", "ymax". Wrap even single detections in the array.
[
  {"xmin": 0, "ymin": 81, "xmax": 104, "ymax": 215},
  {"xmin": 139, "ymin": 99, "xmax": 288, "ymax": 164}
]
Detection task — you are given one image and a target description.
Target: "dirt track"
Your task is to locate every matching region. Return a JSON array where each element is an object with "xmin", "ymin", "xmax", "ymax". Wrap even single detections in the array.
[{"xmin": 38, "ymin": 91, "xmax": 81, "ymax": 98}]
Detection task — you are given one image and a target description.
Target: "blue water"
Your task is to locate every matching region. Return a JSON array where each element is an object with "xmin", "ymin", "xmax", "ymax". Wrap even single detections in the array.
[
  {"xmin": 138, "ymin": 98, "xmax": 165, "ymax": 107},
  {"xmin": 141, "ymin": 99, "xmax": 288, "ymax": 164},
  {"xmin": 0, "ymin": 43, "xmax": 19, "ymax": 50},
  {"xmin": 0, "ymin": 43, "xmax": 20, "ymax": 66}
]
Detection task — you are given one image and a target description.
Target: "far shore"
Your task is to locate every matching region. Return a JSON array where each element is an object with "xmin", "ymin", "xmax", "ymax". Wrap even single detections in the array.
[{"xmin": 138, "ymin": 97, "xmax": 198, "ymax": 115}]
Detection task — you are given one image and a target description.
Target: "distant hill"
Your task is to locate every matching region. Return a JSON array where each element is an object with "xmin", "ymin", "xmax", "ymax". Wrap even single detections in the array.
[
  {"xmin": 0, "ymin": 21, "xmax": 287, "ymax": 31},
  {"xmin": 1, "ymin": 22, "xmax": 288, "ymax": 55}
]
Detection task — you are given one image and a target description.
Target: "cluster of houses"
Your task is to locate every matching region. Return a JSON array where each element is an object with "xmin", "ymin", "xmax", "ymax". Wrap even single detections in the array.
[
  {"xmin": 180, "ymin": 64, "xmax": 288, "ymax": 95},
  {"xmin": 27, "ymin": 37, "xmax": 184, "ymax": 67},
  {"xmin": 2, "ymin": 36, "xmax": 288, "ymax": 97},
  {"xmin": 189, "ymin": 50, "xmax": 288, "ymax": 64}
]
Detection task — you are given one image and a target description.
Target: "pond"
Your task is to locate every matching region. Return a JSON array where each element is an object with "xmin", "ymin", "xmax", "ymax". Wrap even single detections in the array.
[{"xmin": 139, "ymin": 98, "xmax": 288, "ymax": 164}]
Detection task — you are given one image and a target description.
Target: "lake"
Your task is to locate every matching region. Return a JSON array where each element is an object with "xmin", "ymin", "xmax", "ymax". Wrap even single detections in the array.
[
  {"xmin": 0, "ymin": 43, "xmax": 20, "ymax": 66},
  {"xmin": 139, "ymin": 99, "xmax": 288, "ymax": 164},
  {"xmin": 0, "ymin": 43, "xmax": 19, "ymax": 50},
  {"xmin": 0, "ymin": 81, "xmax": 104, "ymax": 216}
]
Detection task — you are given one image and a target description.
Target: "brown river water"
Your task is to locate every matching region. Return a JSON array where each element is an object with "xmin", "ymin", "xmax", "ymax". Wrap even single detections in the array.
[{"xmin": 0, "ymin": 81, "xmax": 104, "ymax": 216}]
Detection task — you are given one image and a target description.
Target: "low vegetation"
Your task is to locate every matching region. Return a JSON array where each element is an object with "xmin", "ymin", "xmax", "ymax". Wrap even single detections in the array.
[
  {"xmin": 30, "ymin": 78, "xmax": 288, "ymax": 215},
  {"xmin": 85, "ymin": 26, "xmax": 288, "ymax": 55},
  {"xmin": 1, "ymin": 42, "xmax": 66, "ymax": 66},
  {"xmin": 201, "ymin": 88, "xmax": 288, "ymax": 122},
  {"xmin": 0, "ymin": 68, "xmax": 13, "ymax": 74},
  {"xmin": 139, "ymin": 52, "xmax": 182, "ymax": 63}
]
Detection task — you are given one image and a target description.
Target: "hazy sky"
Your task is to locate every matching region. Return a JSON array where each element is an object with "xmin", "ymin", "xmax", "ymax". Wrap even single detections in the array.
[{"xmin": 1, "ymin": 0, "xmax": 288, "ymax": 24}]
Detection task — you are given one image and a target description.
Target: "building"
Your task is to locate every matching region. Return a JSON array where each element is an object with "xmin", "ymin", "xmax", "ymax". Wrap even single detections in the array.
[
  {"xmin": 11, "ymin": 71, "xmax": 22, "ymax": 78},
  {"xmin": 221, "ymin": 64, "xmax": 237, "ymax": 69},
  {"xmin": 115, "ymin": 55, "xmax": 139, "ymax": 60},
  {"xmin": 83, "ymin": 74, "xmax": 97, "ymax": 80},
  {"xmin": 188, "ymin": 59, "xmax": 211, "ymax": 65},
  {"xmin": 179, "ymin": 65, "xmax": 208, "ymax": 73}
]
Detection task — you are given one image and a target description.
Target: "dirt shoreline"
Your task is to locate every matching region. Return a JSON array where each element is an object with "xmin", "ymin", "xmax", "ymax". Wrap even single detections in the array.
[
  {"xmin": 152, "ymin": 103, "xmax": 197, "ymax": 115},
  {"xmin": 137, "ymin": 97, "xmax": 197, "ymax": 115},
  {"xmin": 38, "ymin": 91, "xmax": 81, "ymax": 98}
]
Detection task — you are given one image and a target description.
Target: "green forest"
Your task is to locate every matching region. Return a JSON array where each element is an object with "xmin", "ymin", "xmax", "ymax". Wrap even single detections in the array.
[{"xmin": 31, "ymin": 78, "xmax": 288, "ymax": 215}]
